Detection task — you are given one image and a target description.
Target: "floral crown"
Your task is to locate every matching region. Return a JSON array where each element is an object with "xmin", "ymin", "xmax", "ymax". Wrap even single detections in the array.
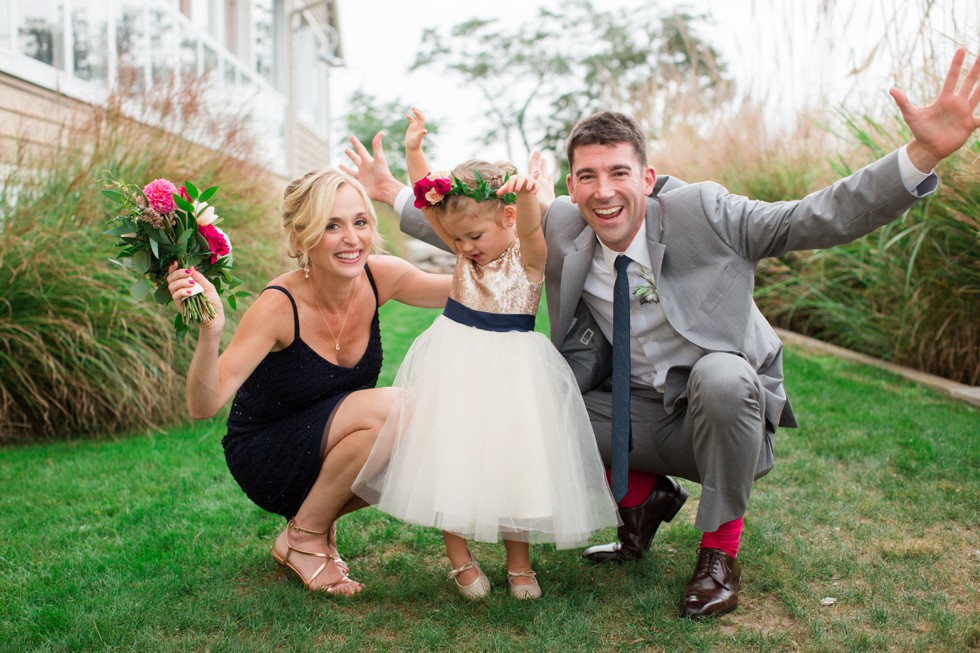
[{"xmin": 413, "ymin": 170, "xmax": 517, "ymax": 209}]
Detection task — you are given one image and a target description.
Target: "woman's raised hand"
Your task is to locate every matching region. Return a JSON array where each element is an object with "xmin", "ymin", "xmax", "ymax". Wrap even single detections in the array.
[
  {"xmin": 166, "ymin": 261, "xmax": 225, "ymax": 333},
  {"xmin": 404, "ymin": 107, "xmax": 428, "ymax": 152}
]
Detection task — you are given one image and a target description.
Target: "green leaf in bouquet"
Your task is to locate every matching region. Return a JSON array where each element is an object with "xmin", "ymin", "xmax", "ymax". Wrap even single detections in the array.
[
  {"xmin": 174, "ymin": 195, "xmax": 196, "ymax": 213},
  {"xmin": 174, "ymin": 313, "xmax": 188, "ymax": 343},
  {"xmin": 153, "ymin": 283, "xmax": 172, "ymax": 305},
  {"xmin": 198, "ymin": 186, "xmax": 218, "ymax": 203},
  {"xmin": 149, "ymin": 237, "xmax": 160, "ymax": 259},
  {"xmin": 104, "ymin": 221, "xmax": 137, "ymax": 237},
  {"xmin": 183, "ymin": 181, "xmax": 199, "ymax": 199},
  {"xmin": 227, "ymin": 294, "xmax": 237, "ymax": 310},
  {"xmin": 131, "ymin": 250, "xmax": 151, "ymax": 273},
  {"xmin": 195, "ymin": 232, "xmax": 210, "ymax": 250},
  {"xmin": 100, "ymin": 189, "xmax": 125, "ymax": 203},
  {"xmin": 177, "ymin": 227, "xmax": 195, "ymax": 252},
  {"xmin": 130, "ymin": 278, "xmax": 152, "ymax": 300}
]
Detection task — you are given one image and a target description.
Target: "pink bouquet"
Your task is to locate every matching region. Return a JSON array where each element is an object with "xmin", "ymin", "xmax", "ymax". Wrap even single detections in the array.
[{"xmin": 102, "ymin": 176, "xmax": 247, "ymax": 341}]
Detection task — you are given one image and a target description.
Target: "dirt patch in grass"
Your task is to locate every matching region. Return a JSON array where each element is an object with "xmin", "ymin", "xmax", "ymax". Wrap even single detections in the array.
[{"xmin": 722, "ymin": 592, "xmax": 801, "ymax": 641}]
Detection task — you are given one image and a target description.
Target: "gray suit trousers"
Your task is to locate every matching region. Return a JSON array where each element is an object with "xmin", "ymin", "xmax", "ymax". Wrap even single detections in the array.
[{"xmin": 584, "ymin": 352, "xmax": 766, "ymax": 533}]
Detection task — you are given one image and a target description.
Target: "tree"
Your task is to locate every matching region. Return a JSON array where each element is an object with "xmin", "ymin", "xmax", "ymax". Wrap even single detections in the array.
[
  {"xmin": 341, "ymin": 89, "xmax": 439, "ymax": 184},
  {"xmin": 411, "ymin": 0, "xmax": 733, "ymax": 180}
]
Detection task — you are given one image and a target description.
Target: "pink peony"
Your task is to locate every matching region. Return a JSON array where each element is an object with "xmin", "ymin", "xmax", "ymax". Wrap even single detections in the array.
[
  {"xmin": 178, "ymin": 185, "xmax": 190, "ymax": 201},
  {"xmin": 143, "ymin": 178, "xmax": 178, "ymax": 213},
  {"xmin": 199, "ymin": 223, "xmax": 230, "ymax": 263}
]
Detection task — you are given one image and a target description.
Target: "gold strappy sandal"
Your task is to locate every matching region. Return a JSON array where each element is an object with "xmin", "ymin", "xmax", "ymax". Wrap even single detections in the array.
[
  {"xmin": 327, "ymin": 521, "xmax": 348, "ymax": 574},
  {"xmin": 271, "ymin": 520, "xmax": 362, "ymax": 595}
]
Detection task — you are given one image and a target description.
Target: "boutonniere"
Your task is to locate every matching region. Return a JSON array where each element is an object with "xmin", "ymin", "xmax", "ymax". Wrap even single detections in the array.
[{"xmin": 632, "ymin": 268, "xmax": 659, "ymax": 304}]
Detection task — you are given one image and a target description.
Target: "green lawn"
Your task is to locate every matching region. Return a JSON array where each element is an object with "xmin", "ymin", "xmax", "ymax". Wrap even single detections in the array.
[{"xmin": 1, "ymin": 301, "xmax": 977, "ymax": 652}]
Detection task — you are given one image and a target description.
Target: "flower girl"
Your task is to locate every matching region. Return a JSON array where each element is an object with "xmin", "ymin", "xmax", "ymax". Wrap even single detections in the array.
[{"xmin": 354, "ymin": 108, "xmax": 618, "ymax": 600}]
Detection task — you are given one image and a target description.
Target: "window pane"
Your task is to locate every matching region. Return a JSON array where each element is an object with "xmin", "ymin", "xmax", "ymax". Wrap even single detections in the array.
[
  {"xmin": 150, "ymin": 5, "xmax": 174, "ymax": 86},
  {"xmin": 116, "ymin": 2, "xmax": 146, "ymax": 94},
  {"xmin": 294, "ymin": 20, "xmax": 327, "ymax": 134},
  {"xmin": 253, "ymin": 0, "xmax": 273, "ymax": 82},
  {"xmin": 180, "ymin": 33, "xmax": 197, "ymax": 78},
  {"xmin": 202, "ymin": 41, "xmax": 218, "ymax": 81},
  {"xmin": 18, "ymin": 0, "xmax": 65, "ymax": 69},
  {"xmin": 72, "ymin": 2, "xmax": 109, "ymax": 83}
]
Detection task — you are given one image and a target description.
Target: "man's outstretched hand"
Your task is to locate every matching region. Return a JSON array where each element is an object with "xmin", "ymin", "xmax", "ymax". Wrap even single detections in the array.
[
  {"xmin": 340, "ymin": 132, "xmax": 405, "ymax": 206},
  {"xmin": 892, "ymin": 47, "xmax": 980, "ymax": 172}
]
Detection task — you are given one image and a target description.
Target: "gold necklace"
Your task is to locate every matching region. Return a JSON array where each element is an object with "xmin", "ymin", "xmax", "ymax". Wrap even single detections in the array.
[{"xmin": 310, "ymin": 273, "xmax": 359, "ymax": 351}]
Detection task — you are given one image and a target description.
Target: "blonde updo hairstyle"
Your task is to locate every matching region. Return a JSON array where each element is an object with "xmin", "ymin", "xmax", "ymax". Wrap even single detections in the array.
[
  {"xmin": 431, "ymin": 158, "xmax": 518, "ymax": 225},
  {"xmin": 281, "ymin": 169, "xmax": 384, "ymax": 271}
]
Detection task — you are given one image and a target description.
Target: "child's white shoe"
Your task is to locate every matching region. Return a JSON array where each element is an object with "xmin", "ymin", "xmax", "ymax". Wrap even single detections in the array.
[
  {"xmin": 507, "ymin": 569, "xmax": 542, "ymax": 600},
  {"xmin": 449, "ymin": 560, "xmax": 491, "ymax": 600}
]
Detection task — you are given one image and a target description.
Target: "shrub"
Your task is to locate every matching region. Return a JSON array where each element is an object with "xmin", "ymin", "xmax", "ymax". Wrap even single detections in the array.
[
  {"xmin": 754, "ymin": 115, "xmax": 979, "ymax": 385},
  {"xmin": 0, "ymin": 85, "xmax": 284, "ymax": 442}
]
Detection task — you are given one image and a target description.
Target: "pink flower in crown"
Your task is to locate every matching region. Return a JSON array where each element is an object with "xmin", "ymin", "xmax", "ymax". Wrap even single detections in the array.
[
  {"xmin": 199, "ymin": 223, "xmax": 230, "ymax": 263},
  {"xmin": 413, "ymin": 171, "xmax": 452, "ymax": 208},
  {"xmin": 143, "ymin": 178, "xmax": 178, "ymax": 214}
]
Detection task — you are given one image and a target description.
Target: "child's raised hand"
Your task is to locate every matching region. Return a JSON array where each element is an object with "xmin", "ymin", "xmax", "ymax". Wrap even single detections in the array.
[
  {"xmin": 528, "ymin": 150, "xmax": 556, "ymax": 210},
  {"xmin": 404, "ymin": 107, "xmax": 428, "ymax": 152},
  {"xmin": 497, "ymin": 174, "xmax": 539, "ymax": 197}
]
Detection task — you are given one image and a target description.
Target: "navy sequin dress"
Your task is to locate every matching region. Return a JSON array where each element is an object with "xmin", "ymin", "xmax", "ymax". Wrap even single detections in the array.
[{"xmin": 222, "ymin": 265, "xmax": 383, "ymax": 519}]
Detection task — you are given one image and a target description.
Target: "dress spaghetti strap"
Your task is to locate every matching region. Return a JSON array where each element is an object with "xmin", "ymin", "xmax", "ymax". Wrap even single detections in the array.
[
  {"xmin": 264, "ymin": 265, "xmax": 375, "ymax": 341},
  {"xmin": 364, "ymin": 263, "xmax": 379, "ymax": 308},
  {"xmin": 262, "ymin": 285, "xmax": 300, "ymax": 340}
]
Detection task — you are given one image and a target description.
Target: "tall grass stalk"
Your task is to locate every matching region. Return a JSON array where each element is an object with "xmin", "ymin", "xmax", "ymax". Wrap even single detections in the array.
[{"xmin": 0, "ymin": 82, "xmax": 284, "ymax": 442}]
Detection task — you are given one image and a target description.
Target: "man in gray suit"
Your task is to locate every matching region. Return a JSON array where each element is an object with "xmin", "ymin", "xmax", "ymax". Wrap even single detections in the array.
[{"xmin": 343, "ymin": 48, "xmax": 979, "ymax": 617}]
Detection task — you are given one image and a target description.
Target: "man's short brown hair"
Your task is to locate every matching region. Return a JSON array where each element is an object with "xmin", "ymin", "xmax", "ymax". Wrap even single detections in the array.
[{"xmin": 566, "ymin": 111, "xmax": 647, "ymax": 170}]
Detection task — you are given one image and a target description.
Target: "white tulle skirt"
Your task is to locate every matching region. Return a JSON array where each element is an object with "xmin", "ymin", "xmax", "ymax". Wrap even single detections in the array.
[{"xmin": 353, "ymin": 315, "xmax": 620, "ymax": 549}]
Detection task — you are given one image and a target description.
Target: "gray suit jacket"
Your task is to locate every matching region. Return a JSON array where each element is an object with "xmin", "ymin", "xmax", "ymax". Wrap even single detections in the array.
[{"xmin": 401, "ymin": 152, "xmax": 936, "ymax": 434}]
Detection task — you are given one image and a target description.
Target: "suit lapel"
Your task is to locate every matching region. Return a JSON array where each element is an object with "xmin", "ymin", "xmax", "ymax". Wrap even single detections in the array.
[
  {"xmin": 557, "ymin": 226, "xmax": 598, "ymax": 338},
  {"xmin": 645, "ymin": 199, "xmax": 666, "ymax": 283}
]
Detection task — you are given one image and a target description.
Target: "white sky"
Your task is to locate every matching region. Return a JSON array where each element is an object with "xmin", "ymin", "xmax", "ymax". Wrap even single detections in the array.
[{"xmin": 329, "ymin": 0, "xmax": 977, "ymax": 168}]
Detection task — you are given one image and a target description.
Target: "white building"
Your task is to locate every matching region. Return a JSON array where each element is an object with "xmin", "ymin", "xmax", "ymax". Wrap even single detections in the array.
[{"xmin": 0, "ymin": 0, "xmax": 342, "ymax": 178}]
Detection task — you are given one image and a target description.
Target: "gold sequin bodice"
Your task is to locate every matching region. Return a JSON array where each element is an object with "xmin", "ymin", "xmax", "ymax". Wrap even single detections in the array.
[{"xmin": 449, "ymin": 240, "xmax": 542, "ymax": 315}]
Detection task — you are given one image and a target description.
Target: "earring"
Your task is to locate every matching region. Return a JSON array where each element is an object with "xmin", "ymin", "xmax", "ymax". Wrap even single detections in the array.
[{"xmin": 304, "ymin": 266, "xmax": 310, "ymax": 279}]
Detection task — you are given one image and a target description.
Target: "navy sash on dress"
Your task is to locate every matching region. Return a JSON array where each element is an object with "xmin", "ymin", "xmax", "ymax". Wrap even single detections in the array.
[{"xmin": 443, "ymin": 297, "xmax": 534, "ymax": 333}]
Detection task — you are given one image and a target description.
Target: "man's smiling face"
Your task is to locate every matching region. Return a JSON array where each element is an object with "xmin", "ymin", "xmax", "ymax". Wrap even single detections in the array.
[{"xmin": 566, "ymin": 142, "xmax": 656, "ymax": 252}]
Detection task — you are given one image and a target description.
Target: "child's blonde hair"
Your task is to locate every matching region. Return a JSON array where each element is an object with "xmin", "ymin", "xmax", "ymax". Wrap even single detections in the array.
[
  {"xmin": 281, "ymin": 169, "xmax": 385, "ymax": 270},
  {"xmin": 431, "ymin": 159, "xmax": 517, "ymax": 223}
]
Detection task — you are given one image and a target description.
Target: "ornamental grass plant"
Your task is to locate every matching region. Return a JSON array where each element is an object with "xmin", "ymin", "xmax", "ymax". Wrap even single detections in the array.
[
  {"xmin": 755, "ymin": 116, "xmax": 980, "ymax": 385},
  {"xmin": 0, "ymin": 82, "xmax": 284, "ymax": 443},
  {"xmin": 652, "ymin": 63, "xmax": 978, "ymax": 385}
]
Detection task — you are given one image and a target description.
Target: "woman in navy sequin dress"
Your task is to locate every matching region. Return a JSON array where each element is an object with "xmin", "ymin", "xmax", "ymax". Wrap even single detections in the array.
[{"xmin": 166, "ymin": 170, "xmax": 449, "ymax": 595}]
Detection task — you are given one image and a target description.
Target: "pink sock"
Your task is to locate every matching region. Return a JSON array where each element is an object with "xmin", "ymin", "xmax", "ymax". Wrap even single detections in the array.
[
  {"xmin": 605, "ymin": 467, "xmax": 658, "ymax": 508},
  {"xmin": 699, "ymin": 516, "xmax": 744, "ymax": 558}
]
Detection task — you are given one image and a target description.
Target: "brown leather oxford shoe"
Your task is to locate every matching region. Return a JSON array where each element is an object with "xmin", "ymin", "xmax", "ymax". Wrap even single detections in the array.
[
  {"xmin": 581, "ymin": 475, "xmax": 688, "ymax": 563},
  {"xmin": 682, "ymin": 548, "xmax": 741, "ymax": 618}
]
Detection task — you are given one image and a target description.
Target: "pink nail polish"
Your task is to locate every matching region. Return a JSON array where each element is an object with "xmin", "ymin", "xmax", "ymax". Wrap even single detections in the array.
[
  {"xmin": 186, "ymin": 289, "xmax": 192, "ymax": 295},
  {"xmin": 188, "ymin": 279, "xmax": 195, "ymax": 285},
  {"xmin": 185, "ymin": 269, "xmax": 191, "ymax": 274}
]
